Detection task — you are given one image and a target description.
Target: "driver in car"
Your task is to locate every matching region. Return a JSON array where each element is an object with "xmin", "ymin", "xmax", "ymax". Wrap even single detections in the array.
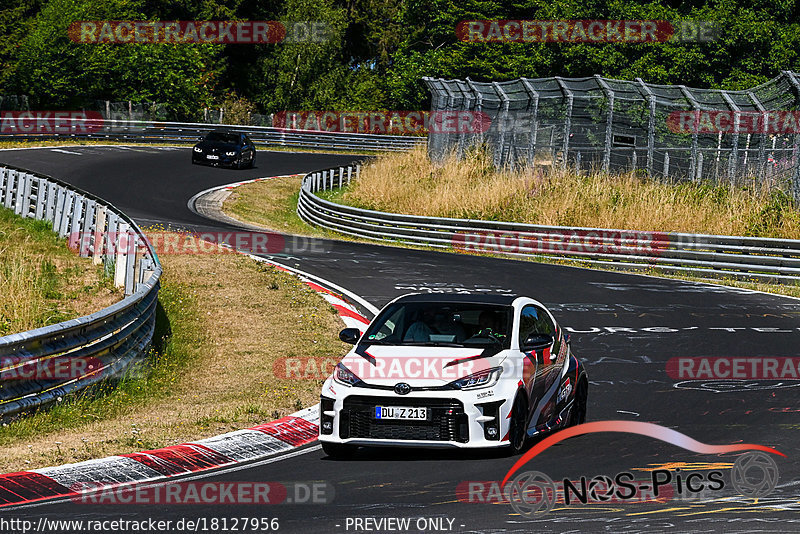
[
  {"xmin": 468, "ymin": 310, "xmax": 506, "ymax": 341},
  {"xmin": 404, "ymin": 307, "xmax": 466, "ymax": 342}
]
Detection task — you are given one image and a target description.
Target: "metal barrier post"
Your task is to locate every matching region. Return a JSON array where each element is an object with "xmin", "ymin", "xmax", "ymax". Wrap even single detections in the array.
[{"xmin": 114, "ymin": 222, "xmax": 130, "ymax": 288}]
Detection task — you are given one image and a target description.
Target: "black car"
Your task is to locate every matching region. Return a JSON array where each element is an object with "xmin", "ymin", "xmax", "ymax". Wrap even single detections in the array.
[{"xmin": 192, "ymin": 130, "xmax": 256, "ymax": 169}]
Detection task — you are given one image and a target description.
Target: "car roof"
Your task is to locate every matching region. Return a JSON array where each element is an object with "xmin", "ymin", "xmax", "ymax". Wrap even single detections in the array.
[{"xmin": 392, "ymin": 293, "xmax": 518, "ymax": 306}]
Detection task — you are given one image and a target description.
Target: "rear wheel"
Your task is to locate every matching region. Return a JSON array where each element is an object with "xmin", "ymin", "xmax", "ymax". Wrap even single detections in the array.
[
  {"xmin": 321, "ymin": 441, "xmax": 355, "ymax": 459},
  {"xmin": 247, "ymin": 152, "xmax": 255, "ymax": 168}
]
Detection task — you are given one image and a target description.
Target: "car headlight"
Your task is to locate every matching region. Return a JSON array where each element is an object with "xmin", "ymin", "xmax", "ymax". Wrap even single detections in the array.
[
  {"xmin": 193, "ymin": 146, "xmax": 202, "ymax": 153},
  {"xmin": 333, "ymin": 363, "xmax": 362, "ymax": 386},
  {"xmin": 225, "ymin": 151, "xmax": 236, "ymax": 156},
  {"xmin": 449, "ymin": 367, "xmax": 502, "ymax": 390}
]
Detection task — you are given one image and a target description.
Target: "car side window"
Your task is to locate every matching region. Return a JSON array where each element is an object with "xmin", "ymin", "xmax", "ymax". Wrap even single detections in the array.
[
  {"xmin": 518, "ymin": 305, "xmax": 555, "ymax": 347},
  {"xmin": 367, "ymin": 306, "xmax": 404, "ymax": 342}
]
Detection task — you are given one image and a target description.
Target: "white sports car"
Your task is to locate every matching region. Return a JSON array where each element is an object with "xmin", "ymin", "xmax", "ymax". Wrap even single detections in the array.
[{"xmin": 319, "ymin": 293, "xmax": 588, "ymax": 457}]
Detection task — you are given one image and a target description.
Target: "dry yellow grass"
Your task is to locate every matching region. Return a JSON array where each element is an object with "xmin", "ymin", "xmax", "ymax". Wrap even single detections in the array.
[
  {"xmin": 0, "ymin": 232, "xmax": 348, "ymax": 472},
  {"xmin": 342, "ymin": 146, "xmax": 800, "ymax": 239}
]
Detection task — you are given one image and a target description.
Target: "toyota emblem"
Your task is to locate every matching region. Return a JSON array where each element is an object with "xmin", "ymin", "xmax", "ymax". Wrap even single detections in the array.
[{"xmin": 394, "ymin": 383, "xmax": 412, "ymax": 395}]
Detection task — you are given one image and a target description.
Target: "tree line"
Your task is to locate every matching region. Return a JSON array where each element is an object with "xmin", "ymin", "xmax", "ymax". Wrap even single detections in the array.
[{"xmin": 1, "ymin": 0, "xmax": 798, "ymax": 119}]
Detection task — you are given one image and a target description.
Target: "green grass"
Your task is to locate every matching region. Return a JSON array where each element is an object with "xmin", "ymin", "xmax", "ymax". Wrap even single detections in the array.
[
  {"xmin": 0, "ymin": 281, "xmax": 200, "ymax": 442},
  {"xmin": 0, "ymin": 207, "xmax": 118, "ymax": 336}
]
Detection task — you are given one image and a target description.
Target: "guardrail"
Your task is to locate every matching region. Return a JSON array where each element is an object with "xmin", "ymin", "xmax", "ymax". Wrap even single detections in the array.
[
  {"xmin": 0, "ymin": 118, "xmax": 425, "ymax": 152},
  {"xmin": 0, "ymin": 165, "xmax": 161, "ymax": 419},
  {"xmin": 298, "ymin": 164, "xmax": 800, "ymax": 284}
]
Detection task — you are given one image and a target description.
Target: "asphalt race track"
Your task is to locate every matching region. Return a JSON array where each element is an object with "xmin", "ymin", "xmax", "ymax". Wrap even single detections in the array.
[{"xmin": 1, "ymin": 145, "xmax": 798, "ymax": 533}]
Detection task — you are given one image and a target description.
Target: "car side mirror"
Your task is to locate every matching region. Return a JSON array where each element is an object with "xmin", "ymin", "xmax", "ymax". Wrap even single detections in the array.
[
  {"xmin": 339, "ymin": 328, "xmax": 361, "ymax": 345},
  {"xmin": 522, "ymin": 333, "xmax": 553, "ymax": 352}
]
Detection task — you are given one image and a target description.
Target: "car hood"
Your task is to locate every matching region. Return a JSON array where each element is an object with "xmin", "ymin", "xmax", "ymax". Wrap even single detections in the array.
[{"xmin": 339, "ymin": 345, "xmax": 508, "ymax": 388}]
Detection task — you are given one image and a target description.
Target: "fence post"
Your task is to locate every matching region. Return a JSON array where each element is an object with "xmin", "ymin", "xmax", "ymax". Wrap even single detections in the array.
[
  {"xmin": 69, "ymin": 195, "xmax": 85, "ymax": 248},
  {"xmin": 697, "ymin": 152, "xmax": 704, "ymax": 181},
  {"xmin": 492, "ymin": 82, "xmax": 511, "ymax": 168},
  {"xmin": 721, "ymin": 91, "xmax": 741, "ymax": 184},
  {"xmin": 58, "ymin": 190, "xmax": 75, "ymax": 237},
  {"xmin": 34, "ymin": 178, "xmax": 46, "ymax": 219},
  {"xmin": 52, "ymin": 187, "xmax": 65, "ymax": 231},
  {"xmin": 555, "ymin": 77, "xmax": 573, "ymax": 171},
  {"xmin": 4, "ymin": 170, "xmax": 14, "ymax": 209},
  {"xmin": 133, "ymin": 240, "xmax": 143, "ymax": 292},
  {"xmin": 0, "ymin": 168, "xmax": 6, "ymax": 206},
  {"xmin": 792, "ymin": 137, "xmax": 800, "ymax": 206},
  {"xmin": 93, "ymin": 206, "xmax": 107, "ymax": 265},
  {"xmin": 107, "ymin": 213, "xmax": 118, "ymax": 257},
  {"xmin": 338, "ymin": 167, "xmax": 343, "ymax": 188},
  {"xmin": 464, "ymin": 79, "xmax": 482, "ymax": 159},
  {"xmin": 453, "ymin": 80, "xmax": 472, "ymax": 157},
  {"xmin": 114, "ymin": 222, "xmax": 130, "ymax": 289},
  {"xmin": 664, "ymin": 152, "xmax": 670, "ymax": 178},
  {"xmin": 747, "ymin": 91, "xmax": 768, "ymax": 180},
  {"xmin": 45, "ymin": 182, "xmax": 56, "ymax": 221},
  {"xmin": 80, "ymin": 200, "xmax": 96, "ymax": 257},
  {"xmin": 347, "ymin": 166, "xmax": 353, "ymax": 185},
  {"xmin": 781, "ymin": 72, "xmax": 800, "ymax": 204},
  {"xmin": 636, "ymin": 78, "xmax": 656, "ymax": 177},
  {"xmin": 14, "ymin": 171, "xmax": 26, "ymax": 215},
  {"xmin": 595, "ymin": 76, "xmax": 615, "ymax": 174},
  {"xmin": 521, "ymin": 79, "xmax": 540, "ymax": 168},
  {"xmin": 680, "ymin": 86, "xmax": 701, "ymax": 181},
  {"xmin": 20, "ymin": 173, "xmax": 33, "ymax": 217},
  {"xmin": 125, "ymin": 231, "xmax": 137, "ymax": 294}
]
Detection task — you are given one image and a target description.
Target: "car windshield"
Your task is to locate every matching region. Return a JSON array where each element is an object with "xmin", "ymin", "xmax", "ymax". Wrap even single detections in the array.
[
  {"xmin": 204, "ymin": 132, "xmax": 239, "ymax": 144},
  {"xmin": 361, "ymin": 301, "xmax": 513, "ymax": 348}
]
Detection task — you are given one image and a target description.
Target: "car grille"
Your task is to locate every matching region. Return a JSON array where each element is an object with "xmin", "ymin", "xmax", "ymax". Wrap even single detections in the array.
[{"xmin": 341, "ymin": 396, "xmax": 468, "ymax": 442}]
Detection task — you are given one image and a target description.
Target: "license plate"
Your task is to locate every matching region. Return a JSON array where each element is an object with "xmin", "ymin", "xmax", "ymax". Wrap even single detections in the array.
[
  {"xmin": 206, "ymin": 155, "xmax": 219, "ymax": 160},
  {"xmin": 375, "ymin": 406, "xmax": 427, "ymax": 420}
]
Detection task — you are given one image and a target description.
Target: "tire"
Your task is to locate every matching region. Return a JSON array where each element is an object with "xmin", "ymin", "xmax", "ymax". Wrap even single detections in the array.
[
  {"xmin": 321, "ymin": 441, "xmax": 355, "ymax": 459},
  {"xmin": 568, "ymin": 377, "xmax": 588, "ymax": 426},
  {"xmin": 247, "ymin": 152, "xmax": 255, "ymax": 169},
  {"xmin": 505, "ymin": 393, "xmax": 529, "ymax": 456}
]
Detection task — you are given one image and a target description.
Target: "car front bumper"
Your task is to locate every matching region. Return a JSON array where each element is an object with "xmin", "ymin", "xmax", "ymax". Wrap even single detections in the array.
[
  {"xmin": 318, "ymin": 378, "xmax": 515, "ymax": 449},
  {"xmin": 192, "ymin": 153, "xmax": 239, "ymax": 166}
]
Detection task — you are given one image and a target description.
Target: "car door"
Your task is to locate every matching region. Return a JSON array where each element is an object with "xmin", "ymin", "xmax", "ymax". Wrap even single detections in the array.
[
  {"xmin": 518, "ymin": 304, "xmax": 560, "ymax": 431},
  {"xmin": 243, "ymin": 134, "xmax": 254, "ymax": 157}
]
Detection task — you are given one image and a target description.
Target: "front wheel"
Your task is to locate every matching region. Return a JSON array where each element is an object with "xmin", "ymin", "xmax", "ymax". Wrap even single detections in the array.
[
  {"xmin": 321, "ymin": 441, "xmax": 355, "ymax": 459},
  {"xmin": 504, "ymin": 393, "xmax": 529, "ymax": 456},
  {"xmin": 568, "ymin": 378, "xmax": 588, "ymax": 426}
]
